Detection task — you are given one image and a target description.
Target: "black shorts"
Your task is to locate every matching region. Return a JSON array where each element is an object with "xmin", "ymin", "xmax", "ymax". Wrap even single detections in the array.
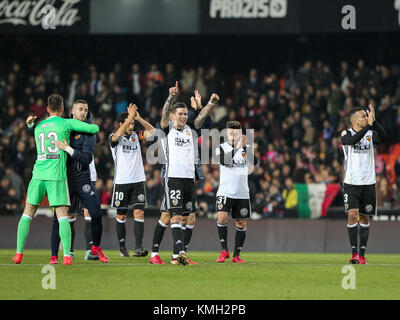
[
  {"xmin": 69, "ymin": 194, "xmax": 83, "ymax": 214},
  {"xmin": 216, "ymin": 196, "xmax": 251, "ymax": 219},
  {"xmin": 111, "ymin": 182, "xmax": 147, "ymax": 210},
  {"xmin": 161, "ymin": 177, "xmax": 197, "ymax": 216},
  {"xmin": 343, "ymin": 183, "xmax": 377, "ymax": 216}
]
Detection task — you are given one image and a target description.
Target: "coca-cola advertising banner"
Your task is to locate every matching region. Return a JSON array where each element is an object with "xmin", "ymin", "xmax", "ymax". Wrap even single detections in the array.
[{"xmin": 0, "ymin": 0, "xmax": 89, "ymax": 33}]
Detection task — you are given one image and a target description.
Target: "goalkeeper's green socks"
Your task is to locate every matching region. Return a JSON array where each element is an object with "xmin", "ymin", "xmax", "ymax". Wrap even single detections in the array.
[
  {"xmin": 16, "ymin": 215, "xmax": 32, "ymax": 253},
  {"xmin": 58, "ymin": 217, "xmax": 72, "ymax": 257}
]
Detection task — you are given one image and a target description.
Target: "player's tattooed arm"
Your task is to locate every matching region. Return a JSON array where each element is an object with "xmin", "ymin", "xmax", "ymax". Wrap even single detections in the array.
[
  {"xmin": 194, "ymin": 93, "xmax": 219, "ymax": 130},
  {"xmin": 111, "ymin": 103, "xmax": 137, "ymax": 143},
  {"xmin": 161, "ymin": 81, "xmax": 179, "ymax": 129}
]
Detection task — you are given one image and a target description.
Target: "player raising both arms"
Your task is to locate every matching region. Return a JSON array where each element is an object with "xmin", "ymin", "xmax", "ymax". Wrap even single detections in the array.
[
  {"xmin": 110, "ymin": 104, "xmax": 155, "ymax": 257},
  {"xmin": 215, "ymin": 121, "xmax": 256, "ymax": 263},
  {"xmin": 150, "ymin": 85, "xmax": 214, "ymax": 265},
  {"xmin": 341, "ymin": 104, "xmax": 387, "ymax": 264},
  {"xmin": 154, "ymin": 81, "xmax": 219, "ymax": 266},
  {"xmin": 13, "ymin": 94, "xmax": 99, "ymax": 265}
]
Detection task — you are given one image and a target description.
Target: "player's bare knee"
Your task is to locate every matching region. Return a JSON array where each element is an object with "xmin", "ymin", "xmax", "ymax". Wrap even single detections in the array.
[
  {"xmin": 68, "ymin": 213, "xmax": 77, "ymax": 220},
  {"xmin": 160, "ymin": 212, "xmax": 171, "ymax": 225},
  {"xmin": 171, "ymin": 215, "xmax": 182, "ymax": 224},
  {"xmin": 217, "ymin": 212, "xmax": 229, "ymax": 224},
  {"xmin": 181, "ymin": 216, "xmax": 188, "ymax": 225},
  {"xmin": 235, "ymin": 219, "xmax": 247, "ymax": 229},
  {"xmin": 83, "ymin": 208, "xmax": 90, "ymax": 217},
  {"xmin": 134, "ymin": 209, "xmax": 144, "ymax": 220},
  {"xmin": 116, "ymin": 214, "xmax": 127, "ymax": 222},
  {"xmin": 347, "ymin": 210, "xmax": 359, "ymax": 224},
  {"xmin": 188, "ymin": 213, "xmax": 196, "ymax": 226},
  {"xmin": 23, "ymin": 203, "xmax": 38, "ymax": 217},
  {"xmin": 359, "ymin": 214, "xmax": 370, "ymax": 225}
]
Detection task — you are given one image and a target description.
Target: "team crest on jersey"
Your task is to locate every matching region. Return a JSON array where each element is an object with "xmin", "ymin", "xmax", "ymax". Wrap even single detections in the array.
[
  {"xmin": 172, "ymin": 199, "xmax": 178, "ymax": 206},
  {"xmin": 240, "ymin": 208, "xmax": 248, "ymax": 217},
  {"xmin": 186, "ymin": 131, "xmax": 191, "ymax": 136},
  {"xmin": 242, "ymin": 151, "xmax": 246, "ymax": 157},
  {"xmin": 365, "ymin": 204, "xmax": 373, "ymax": 213},
  {"xmin": 345, "ymin": 204, "xmax": 349, "ymax": 210},
  {"xmin": 75, "ymin": 135, "xmax": 81, "ymax": 139},
  {"xmin": 82, "ymin": 184, "xmax": 91, "ymax": 193},
  {"xmin": 217, "ymin": 203, "xmax": 223, "ymax": 211},
  {"xmin": 115, "ymin": 200, "xmax": 120, "ymax": 207},
  {"xmin": 138, "ymin": 194, "xmax": 145, "ymax": 202},
  {"xmin": 186, "ymin": 201, "xmax": 192, "ymax": 211},
  {"xmin": 131, "ymin": 137, "xmax": 136, "ymax": 142},
  {"xmin": 366, "ymin": 137, "xmax": 371, "ymax": 141}
]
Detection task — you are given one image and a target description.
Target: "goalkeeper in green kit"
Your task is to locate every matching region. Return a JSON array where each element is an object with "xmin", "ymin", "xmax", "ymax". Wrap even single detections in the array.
[{"xmin": 12, "ymin": 94, "xmax": 99, "ymax": 266}]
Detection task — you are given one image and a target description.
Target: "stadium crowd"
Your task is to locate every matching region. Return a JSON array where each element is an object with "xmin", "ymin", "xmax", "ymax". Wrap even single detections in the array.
[{"xmin": 1, "ymin": 57, "xmax": 400, "ymax": 217}]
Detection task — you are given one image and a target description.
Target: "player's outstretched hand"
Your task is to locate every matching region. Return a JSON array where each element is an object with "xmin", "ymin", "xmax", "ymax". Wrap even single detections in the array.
[
  {"xmin": 210, "ymin": 93, "xmax": 219, "ymax": 105},
  {"xmin": 366, "ymin": 109, "xmax": 374, "ymax": 126},
  {"xmin": 169, "ymin": 81, "xmax": 179, "ymax": 97},
  {"xmin": 127, "ymin": 103, "xmax": 137, "ymax": 118},
  {"xmin": 368, "ymin": 104, "xmax": 376, "ymax": 121},
  {"xmin": 54, "ymin": 138, "xmax": 69, "ymax": 151},
  {"xmin": 190, "ymin": 96, "xmax": 197, "ymax": 110},
  {"xmin": 26, "ymin": 115, "xmax": 37, "ymax": 126},
  {"xmin": 194, "ymin": 90, "xmax": 202, "ymax": 108},
  {"xmin": 236, "ymin": 134, "xmax": 246, "ymax": 149}
]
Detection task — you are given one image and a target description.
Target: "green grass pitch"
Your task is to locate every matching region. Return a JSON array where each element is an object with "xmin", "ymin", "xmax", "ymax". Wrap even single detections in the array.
[{"xmin": 1, "ymin": 249, "xmax": 399, "ymax": 300}]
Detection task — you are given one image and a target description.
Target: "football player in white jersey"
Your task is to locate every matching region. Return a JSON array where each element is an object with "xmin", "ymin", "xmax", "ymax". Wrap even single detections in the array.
[
  {"xmin": 215, "ymin": 121, "xmax": 255, "ymax": 263},
  {"xmin": 150, "ymin": 85, "xmax": 215, "ymax": 265},
  {"xmin": 109, "ymin": 104, "xmax": 155, "ymax": 257},
  {"xmin": 151, "ymin": 82, "xmax": 219, "ymax": 265},
  {"xmin": 341, "ymin": 104, "xmax": 387, "ymax": 264}
]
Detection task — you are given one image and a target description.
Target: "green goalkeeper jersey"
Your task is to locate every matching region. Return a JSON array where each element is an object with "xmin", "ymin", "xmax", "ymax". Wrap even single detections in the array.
[{"xmin": 32, "ymin": 116, "xmax": 99, "ymax": 181}]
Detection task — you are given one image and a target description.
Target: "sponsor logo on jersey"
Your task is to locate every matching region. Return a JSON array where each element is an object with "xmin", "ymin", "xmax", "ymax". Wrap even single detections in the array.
[
  {"xmin": 174, "ymin": 137, "xmax": 191, "ymax": 146},
  {"xmin": 82, "ymin": 184, "xmax": 91, "ymax": 193},
  {"xmin": 122, "ymin": 144, "xmax": 138, "ymax": 152},
  {"xmin": 365, "ymin": 204, "xmax": 373, "ymax": 213},
  {"xmin": 186, "ymin": 201, "xmax": 192, "ymax": 211},
  {"xmin": 240, "ymin": 208, "xmax": 248, "ymax": 217},
  {"xmin": 138, "ymin": 194, "xmax": 145, "ymax": 202}
]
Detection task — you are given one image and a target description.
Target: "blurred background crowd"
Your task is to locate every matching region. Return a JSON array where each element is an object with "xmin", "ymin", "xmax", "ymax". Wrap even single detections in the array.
[{"xmin": 0, "ymin": 35, "xmax": 399, "ymax": 217}]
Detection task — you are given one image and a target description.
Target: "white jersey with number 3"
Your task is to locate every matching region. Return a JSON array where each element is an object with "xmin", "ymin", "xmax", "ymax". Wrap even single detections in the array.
[{"xmin": 341, "ymin": 128, "xmax": 375, "ymax": 185}]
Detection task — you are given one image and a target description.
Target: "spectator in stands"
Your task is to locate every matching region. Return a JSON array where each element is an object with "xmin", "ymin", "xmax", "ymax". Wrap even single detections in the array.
[{"xmin": 282, "ymin": 177, "xmax": 298, "ymax": 210}]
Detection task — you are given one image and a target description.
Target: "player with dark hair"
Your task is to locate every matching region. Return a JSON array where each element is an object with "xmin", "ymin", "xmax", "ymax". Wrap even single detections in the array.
[
  {"xmin": 110, "ymin": 104, "xmax": 155, "ymax": 257},
  {"xmin": 13, "ymin": 94, "xmax": 99, "ymax": 265},
  {"xmin": 48, "ymin": 99, "xmax": 106, "ymax": 263},
  {"xmin": 152, "ymin": 81, "xmax": 219, "ymax": 265},
  {"xmin": 150, "ymin": 85, "xmax": 213, "ymax": 265},
  {"xmin": 341, "ymin": 104, "xmax": 387, "ymax": 264},
  {"xmin": 215, "ymin": 120, "xmax": 255, "ymax": 263}
]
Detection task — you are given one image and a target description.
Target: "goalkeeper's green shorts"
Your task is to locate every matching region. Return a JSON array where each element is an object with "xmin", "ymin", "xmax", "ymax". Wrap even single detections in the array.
[{"xmin": 26, "ymin": 179, "xmax": 71, "ymax": 207}]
